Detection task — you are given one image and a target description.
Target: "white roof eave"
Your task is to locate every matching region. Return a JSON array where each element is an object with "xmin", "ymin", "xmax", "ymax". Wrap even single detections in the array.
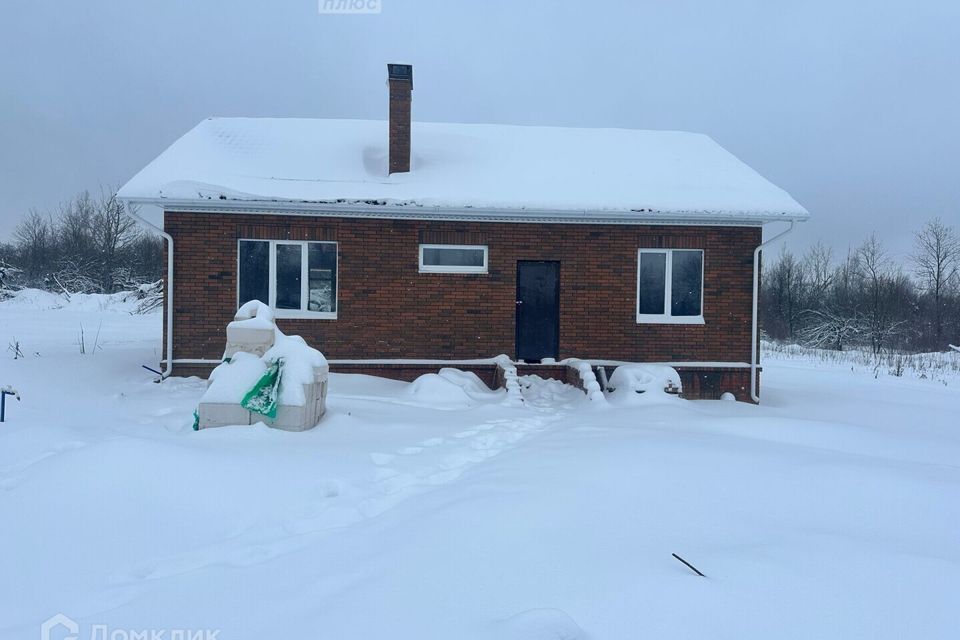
[{"xmin": 117, "ymin": 195, "xmax": 809, "ymax": 226}]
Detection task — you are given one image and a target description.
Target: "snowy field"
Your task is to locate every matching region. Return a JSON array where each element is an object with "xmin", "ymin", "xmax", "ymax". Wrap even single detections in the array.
[{"xmin": 1, "ymin": 290, "xmax": 958, "ymax": 639}]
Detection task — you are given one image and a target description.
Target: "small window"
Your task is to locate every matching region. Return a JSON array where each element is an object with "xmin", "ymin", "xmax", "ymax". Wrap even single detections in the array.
[
  {"xmin": 238, "ymin": 240, "xmax": 338, "ymax": 319},
  {"xmin": 419, "ymin": 244, "xmax": 488, "ymax": 273},
  {"xmin": 637, "ymin": 249, "xmax": 704, "ymax": 324}
]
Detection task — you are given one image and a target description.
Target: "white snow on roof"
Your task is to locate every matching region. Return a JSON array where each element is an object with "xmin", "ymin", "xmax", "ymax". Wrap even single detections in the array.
[{"xmin": 117, "ymin": 118, "xmax": 809, "ymax": 221}]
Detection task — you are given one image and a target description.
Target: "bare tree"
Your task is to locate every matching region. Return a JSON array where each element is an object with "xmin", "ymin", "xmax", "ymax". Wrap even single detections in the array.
[
  {"xmin": 13, "ymin": 210, "xmax": 52, "ymax": 281},
  {"xmin": 125, "ymin": 233, "xmax": 165, "ymax": 282},
  {"xmin": 0, "ymin": 253, "xmax": 23, "ymax": 298},
  {"xmin": 799, "ymin": 306, "xmax": 863, "ymax": 351},
  {"xmin": 763, "ymin": 248, "xmax": 808, "ymax": 340},
  {"xmin": 91, "ymin": 188, "xmax": 141, "ymax": 292},
  {"xmin": 856, "ymin": 235, "xmax": 906, "ymax": 354},
  {"xmin": 802, "ymin": 241, "xmax": 833, "ymax": 311},
  {"xmin": 57, "ymin": 191, "xmax": 96, "ymax": 261},
  {"xmin": 912, "ymin": 218, "xmax": 960, "ymax": 348},
  {"xmin": 4, "ymin": 188, "xmax": 163, "ymax": 296},
  {"xmin": 53, "ymin": 191, "xmax": 99, "ymax": 289},
  {"xmin": 757, "ymin": 225, "xmax": 952, "ymax": 354}
]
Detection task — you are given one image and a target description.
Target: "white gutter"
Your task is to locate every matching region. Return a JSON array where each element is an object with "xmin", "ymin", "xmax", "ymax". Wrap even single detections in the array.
[
  {"xmin": 125, "ymin": 206, "xmax": 174, "ymax": 380},
  {"xmin": 119, "ymin": 196, "xmax": 809, "ymax": 227},
  {"xmin": 751, "ymin": 221, "xmax": 795, "ymax": 402}
]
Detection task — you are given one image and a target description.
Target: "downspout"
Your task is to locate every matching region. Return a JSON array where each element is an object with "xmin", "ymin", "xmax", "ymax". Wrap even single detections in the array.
[
  {"xmin": 751, "ymin": 221, "xmax": 795, "ymax": 403},
  {"xmin": 126, "ymin": 206, "xmax": 174, "ymax": 380}
]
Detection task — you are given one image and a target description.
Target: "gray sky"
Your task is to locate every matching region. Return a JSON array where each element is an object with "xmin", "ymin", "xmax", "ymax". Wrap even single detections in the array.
[{"xmin": 2, "ymin": 0, "xmax": 958, "ymax": 261}]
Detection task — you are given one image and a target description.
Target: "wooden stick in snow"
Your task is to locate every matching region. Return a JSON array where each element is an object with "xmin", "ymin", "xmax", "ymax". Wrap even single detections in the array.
[{"xmin": 672, "ymin": 553, "xmax": 706, "ymax": 577}]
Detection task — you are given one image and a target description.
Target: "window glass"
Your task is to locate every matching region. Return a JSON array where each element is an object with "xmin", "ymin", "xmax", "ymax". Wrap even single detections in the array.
[
  {"xmin": 238, "ymin": 240, "xmax": 269, "ymax": 306},
  {"xmin": 423, "ymin": 247, "xmax": 485, "ymax": 267},
  {"xmin": 308, "ymin": 243, "xmax": 337, "ymax": 313},
  {"xmin": 638, "ymin": 252, "xmax": 666, "ymax": 315},
  {"xmin": 275, "ymin": 244, "xmax": 302, "ymax": 310},
  {"xmin": 238, "ymin": 240, "xmax": 338, "ymax": 315},
  {"xmin": 420, "ymin": 244, "xmax": 487, "ymax": 273},
  {"xmin": 670, "ymin": 250, "xmax": 703, "ymax": 316}
]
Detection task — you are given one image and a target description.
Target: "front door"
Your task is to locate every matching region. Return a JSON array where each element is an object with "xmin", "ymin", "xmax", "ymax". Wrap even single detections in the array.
[{"xmin": 516, "ymin": 261, "xmax": 560, "ymax": 362}]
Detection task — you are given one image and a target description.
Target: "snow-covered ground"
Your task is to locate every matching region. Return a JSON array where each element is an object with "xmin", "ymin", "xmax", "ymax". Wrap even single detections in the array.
[
  {"xmin": 763, "ymin": 340, "xmax": 960, "ymax": 385},
  {"xmin": 1, "ymin": 290, "xmax": 957, "ymax": 639}
]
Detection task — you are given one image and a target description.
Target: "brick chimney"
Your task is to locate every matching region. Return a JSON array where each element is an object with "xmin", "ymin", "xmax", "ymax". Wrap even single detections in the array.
[{"xmin": 387, "ymin": 63, "xmax": 412, "ymax": 174}]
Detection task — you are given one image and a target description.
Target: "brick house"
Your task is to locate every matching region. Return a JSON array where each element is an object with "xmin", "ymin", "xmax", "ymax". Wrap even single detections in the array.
[{"xmin": 117, "ymin": 64, "xmax": 808, "ymax": 401}]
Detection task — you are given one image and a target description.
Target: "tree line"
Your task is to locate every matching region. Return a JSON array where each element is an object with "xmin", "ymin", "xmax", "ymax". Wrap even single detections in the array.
[
  {"xmin": 1, "ymin": 190, "xmax": 957, "ymax": 354},
  {"xmin": 760, "ymin": 218, "xmax": 960, "ymax": 353},
  {"xmin": 0, "ymin": 189, "xmax": 164, "ymax": 295}
]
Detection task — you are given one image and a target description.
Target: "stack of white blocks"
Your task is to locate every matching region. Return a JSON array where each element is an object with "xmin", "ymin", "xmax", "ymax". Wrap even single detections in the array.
[
  {"xmin": 264, "ymin": 369, "xmax": 328, "ymax": 432},
  {"xmin": 197, "ymin": 305, "xmax": 328, "ymax": 431}
]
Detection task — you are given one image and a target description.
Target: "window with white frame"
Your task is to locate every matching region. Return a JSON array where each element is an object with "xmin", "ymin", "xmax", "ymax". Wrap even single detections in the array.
[
  {"xmin": 636, "ymin": 249, "xmax": 704, "ymax": 323},
  {"xmin": 419, "ymin": 244, "xmax": 488, "ymax": 273},
  {"xmin": 238, "ymin": 240, "xmax": 338, "ymax": 318}
]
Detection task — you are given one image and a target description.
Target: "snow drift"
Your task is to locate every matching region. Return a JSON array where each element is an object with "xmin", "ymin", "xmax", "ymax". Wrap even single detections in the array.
[{"xmin": 606, "ymin": 364, "xmax": 682, "ymax": 404}]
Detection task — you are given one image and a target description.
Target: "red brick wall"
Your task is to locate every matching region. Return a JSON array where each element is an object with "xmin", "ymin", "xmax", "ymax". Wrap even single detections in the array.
[
  {"xmin": 388, "ymin": 76, "xmax": 412, "ymax": 174},
  {"xmin": 163, "ymin": 212, "xmax": 761, "ymax": 369}
]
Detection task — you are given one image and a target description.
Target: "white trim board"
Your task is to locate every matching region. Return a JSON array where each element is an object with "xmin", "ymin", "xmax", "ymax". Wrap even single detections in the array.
[
  {"xmin": 121, "ymin": 196, "xmax": 798, "ymax": 227},
  {"xmin": 584, "ymin": 360, "xmax": 752, "ymax": 369}
]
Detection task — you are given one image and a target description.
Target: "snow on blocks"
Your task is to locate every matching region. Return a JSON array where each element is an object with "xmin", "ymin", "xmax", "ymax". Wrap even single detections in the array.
[
  {"xmin": 224, "ymin": 300, "xmax": 276, "ymax": 358},
  {"xmin": 261, "ymin": 334, "xmax": 329, "ymax": 431},
  {"xmin": 197, "ymin": 301, "xmax": 329, "ymax": 431},
  {"xmin": 606, "ymin": 364, "xmax": 682, "ymax": 404},
  {"xmin": 198, "ymin": 352, "xmax": 267, "ymax": 429}
]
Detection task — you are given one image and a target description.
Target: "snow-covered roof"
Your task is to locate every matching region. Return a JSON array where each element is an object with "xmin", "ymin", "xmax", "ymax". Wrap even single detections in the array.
[{"xmin": 117, "ymin": 118, "xmax": 809, "ymax": 224}]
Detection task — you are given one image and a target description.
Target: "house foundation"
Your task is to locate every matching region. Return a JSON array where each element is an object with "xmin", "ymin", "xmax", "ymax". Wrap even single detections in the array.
[{"xmin": 167, "ymin": 359, "xmax": 758, "ymax": 402}]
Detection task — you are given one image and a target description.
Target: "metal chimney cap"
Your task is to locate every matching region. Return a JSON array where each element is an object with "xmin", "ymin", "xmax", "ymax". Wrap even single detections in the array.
[{"xmin": 387, "ymin": 63, "xmax": 413, "ymax": 87}]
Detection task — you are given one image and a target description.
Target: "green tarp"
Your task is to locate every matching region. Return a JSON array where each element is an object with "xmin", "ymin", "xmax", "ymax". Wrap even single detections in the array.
[{"xmin": 241, "ymin": 358, "xmax": 284, "ymax": 420}]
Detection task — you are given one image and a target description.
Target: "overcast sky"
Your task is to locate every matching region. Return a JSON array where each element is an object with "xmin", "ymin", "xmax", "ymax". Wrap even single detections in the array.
[{"xmin": 2, "ymin": 0, "xmax": 958, "ymax": 261}]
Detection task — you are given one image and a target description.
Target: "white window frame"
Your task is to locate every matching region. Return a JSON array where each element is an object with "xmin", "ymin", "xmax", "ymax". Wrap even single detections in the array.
[
  {"xmin": 418, "ymin": 244, "xmax": 489, "ymax": 274},
  {"xmin": 237, "ymin": 239, "xmax": 338, "ymax": 320},
  {"xmin": 636, "ymin": 248, "xmax": 705, "ymax": 325}
]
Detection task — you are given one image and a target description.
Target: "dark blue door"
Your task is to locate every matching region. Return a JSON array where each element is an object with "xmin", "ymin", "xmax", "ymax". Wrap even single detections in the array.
[{"xmin": 516, "ymin": 261, "xmax": 560, "ymax": 362}]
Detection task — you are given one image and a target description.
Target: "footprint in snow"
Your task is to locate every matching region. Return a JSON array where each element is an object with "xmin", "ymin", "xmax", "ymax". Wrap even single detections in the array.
[
  {"xmin": 469, "ymin": 433, "xmax": 507, "ymax": 451},
  {"xmin": 378, "ymin": 472, "xmax": 420, "ymax": 494},
  {"xmin": 439, "ymin": 451, "xmax": 488, "ymax": 470},
  {"xmin": 373, "ymin": 467, "xmax": 399, "ymax": 480},
  {"xmin": 281, "ymin": 505, "xmax": 363, "ymax": 534},
  {"xmin": 370, "ymin": 452, "xmax": 395, "ymax": 465},
  {"xmin": 314, "ymin": 480, "xmax": 342, "ymax": 498},
  {"xmin": 423, "ymin": 468, "xmax": 463, "ymax": 485},
  {"xmin": 127, "ymin": 563, "xmax": 158, "ymax": 581},
  {"xmin": 398, "ymin": 446, "xmax": 424, "ymax": 455},
  {"xmin": 53, "ymin": 440, "xmax": 87, "ymax": 452},
  {"xmin": 229, "ymin": 545, "xmax": 277, "ymax": 566}
]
